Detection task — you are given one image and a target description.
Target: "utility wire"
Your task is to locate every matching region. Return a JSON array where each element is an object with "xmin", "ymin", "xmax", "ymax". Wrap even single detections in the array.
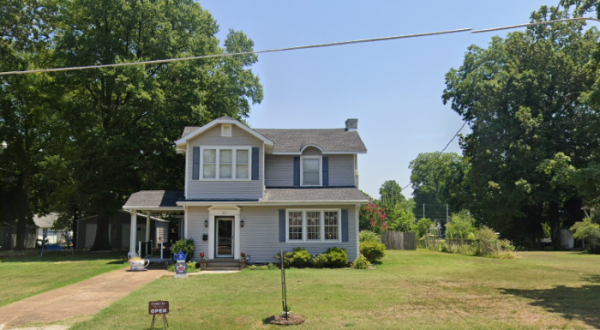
[
  {"xmin": 401, "ymin": 120, "xmax": 468, "ymax": 191},
  {"xmin": 1, "ymin": 17, "xmax": 599, "ymax": 76}
]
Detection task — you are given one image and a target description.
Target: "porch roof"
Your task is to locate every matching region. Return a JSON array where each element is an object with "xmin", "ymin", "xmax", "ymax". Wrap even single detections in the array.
[{"xmin": 123, "ymin": 190, "xmax": 184, "ymax": 210}]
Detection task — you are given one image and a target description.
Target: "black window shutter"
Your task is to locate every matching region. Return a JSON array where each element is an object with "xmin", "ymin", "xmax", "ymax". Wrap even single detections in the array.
[
  {"xmin": 322, "ymin": 157, "xmax": 329, "ymax": 186},
  {"xmin": 279, "ymin": 209, "xmax": 286, "ymax": 242},
  {"xmin": 252, "ymin": 147, "xmax": 259, "ymax": 180},
  {"xmin": 293, "ymin": 157, "xmax": 300, "ymax": 186},
  {"xmin": 192, "ymin": 147, "xmax": 200, "ymax": 180},
  {"xmin": 341, "ymin": 209, "xmax": 349, "ymax": 242}
]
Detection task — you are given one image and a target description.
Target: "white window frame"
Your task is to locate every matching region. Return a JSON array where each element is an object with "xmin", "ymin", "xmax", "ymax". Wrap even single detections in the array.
[
  {"xmin": 199, "ymin": 146, "xmax": 252, "ymax": 181},
  {"xmin": 300, "ymin": 156, "xmax": 322, "ymax": 186},
  {"xmin": 285, "ymin": 209, "xmax": 341, "ymax": 243}
]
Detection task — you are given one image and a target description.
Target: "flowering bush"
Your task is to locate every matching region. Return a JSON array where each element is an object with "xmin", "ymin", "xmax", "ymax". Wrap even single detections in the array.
[
  {"xmin": 363, "ymin": 202, "xmax": 388, "ymax": 234},
  {"xmin": 241, "ymin": 252, "xmax": 246, "ymax": 259},
  {"xmin": 199, "ymin": 252, "xmax": 205, "ymax": 260}
]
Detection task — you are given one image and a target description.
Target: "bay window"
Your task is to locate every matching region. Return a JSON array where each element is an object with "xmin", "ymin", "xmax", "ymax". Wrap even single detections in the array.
[
  {"xmin": 200, "ymin": 147, "xmax": 251, "ymax": 180},
  {"xmin": 286, "ymin": 209, "xmax": 340, "ymax": 242}
]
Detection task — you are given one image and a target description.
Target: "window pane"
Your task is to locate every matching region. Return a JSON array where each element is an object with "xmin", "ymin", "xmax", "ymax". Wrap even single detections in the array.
[
  {"xmin": 220, "ymin": 149, "xmax": 232, "ymax": 164},
  {"xmin": 302, "ymin": 158, "xmax": 320, "ymax": 185},
  {"xmin": 203, "ymin": 164, "xmax": 216, "ymax": 179},
  {"xmin": 306, "ymin": 211, "xmax": 320, "ymax": 240},
  {"xmin": 220, "ymin": 164, "xmax": 232, "ymax": 179},
  {"xmin": 236, "ymin": 164, "xmax": 249, "ymax": 179},
  {"xmin": 288, "ymin": 211, "xmax": 303, "ymax": 240},
  {"xmin": 236, "ymin": 150, "xmax": 249, "ymax": 164},
  {"xmin": 203, "ymin": 149, "xmax": 216, "ymax": 163},
  {"xmin": 324, "ymin": 211, "xmax": 338, "ymax": 240}
]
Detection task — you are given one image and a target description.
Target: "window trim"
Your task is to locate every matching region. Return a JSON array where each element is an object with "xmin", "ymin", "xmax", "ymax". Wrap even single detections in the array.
[
  {"xmin": 300, "ymin": 156, "xmax": 322, "ymax": 187},
  {"xmin": 285, "ymin": 208, "xmax": 341, "ymax": 243},
  {"xmin": 199, "ymin": 146, "xmax": 252, "ymax": 181}
]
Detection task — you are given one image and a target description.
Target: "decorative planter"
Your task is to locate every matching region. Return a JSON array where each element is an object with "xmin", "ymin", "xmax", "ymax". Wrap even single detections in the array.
[
  {"xmin": 240, "ymin": 259, "xmax": 247, "ymax": 270},
  {"xmin": 129, "ymin": 257, "xmax": 149, "ymax": 271},
  {"xmin": 281, "ymin": 311, "xmax": 291, "ymax": 317},
  {"xmin": 200, "ymin": 260, "xmax": 207, "ymax": 270}
]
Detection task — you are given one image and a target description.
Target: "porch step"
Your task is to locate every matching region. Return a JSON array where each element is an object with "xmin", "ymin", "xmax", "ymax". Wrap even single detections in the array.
[{"xmin": 205, "ymin": 259, "xmax": 241, "ymax": 271}]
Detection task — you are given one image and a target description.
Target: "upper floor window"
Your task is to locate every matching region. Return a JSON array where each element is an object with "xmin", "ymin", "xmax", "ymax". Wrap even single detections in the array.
[
  {"xmin": 201, "ymin": 147, "xmax": 251, "ymax": 180},
  {"xmin": 301, "ymin": 156, "xmax": 321, "ymax": 186}
]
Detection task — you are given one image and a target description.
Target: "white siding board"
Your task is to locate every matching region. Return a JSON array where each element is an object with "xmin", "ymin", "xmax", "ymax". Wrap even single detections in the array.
[
  {"xmin": 187, "ymin": 206, "xmax": 209, "ymax": 261},
  {"xmin": 238, "ymin": 205, "xmax": 358, "ymax": 263}
]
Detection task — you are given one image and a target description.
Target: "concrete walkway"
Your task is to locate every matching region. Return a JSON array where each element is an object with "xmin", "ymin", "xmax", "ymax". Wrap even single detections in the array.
[{"xmin": 0, "ymin": 267, "xmax": 168, "ymax": 329}]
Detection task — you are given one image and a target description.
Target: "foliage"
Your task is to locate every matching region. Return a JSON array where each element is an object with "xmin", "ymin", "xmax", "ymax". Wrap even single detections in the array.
[
  {"xmin": 442, "ymin": 5, "xmax": 599, "ymax": 247},
  {"xmin": 379, "ymin": 180, "xmax": 406, "ymax": 211},
  {"xmin": 171, "ymin": 239, "xmax": 195, "ymax": 262},
  {"xmin": 167, "ymin": 261, "xmax": 199, "ymax": 272},
  {"xmin": 0, "ymin": 0, "xmax": 265, "ymax": 251},
  {"xmin": 414, "ymin": 218, "xmax": 433, "ymax": 238},
  {"xmin": 387, "ymin": 199, "xmax": 417, "ymax": 232},
  {"xmin": 324, "ymin": 247, "xmax": 348, "ymax": 268},
  {"xmin": 291, "ymin": 247, "xmax": 311, "ymax": 268},
  {"xmin": 409, "ymin": 152, "xmax": 470, "ymax": 212},
  {"xmin": 359, "ymin": 241, "xmax": 386, "ymax": 263},
  {"xmin": 362, "ymin": 202, "xmax": 388, "ymax": 233},
  {"xmin": 445, "ymin": 210, "xmax": 476, "ymax": 243},
  {"xmin": 311, "ymin": 254, "xmax": 328, "ymax": 269},
  {"xmin": 570, "ymin": 217, "xmax": 600, "ymax": 241},
  {"xmin": 587, "ymin": 229, "xmax": 600, "ymax": 254},
  {"xmin": 274, "ymin": 251, "xmax": 294, "ymax": 268},
  {"xmin": 247, "ymin": 264, "xmax": 277, "ymax": 271},
  {"xmin": 351, "ymin": 254, "xmax": 372, "ymax": 269},
  {"xmin": 359, "ymin": 230, "xmax": 381, "ymax": 243}
]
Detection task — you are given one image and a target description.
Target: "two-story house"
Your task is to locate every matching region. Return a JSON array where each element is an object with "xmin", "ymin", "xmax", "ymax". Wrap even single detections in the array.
[{"xmin": 123, "ymin": 116, "xmax": 368, "ymax": 264}]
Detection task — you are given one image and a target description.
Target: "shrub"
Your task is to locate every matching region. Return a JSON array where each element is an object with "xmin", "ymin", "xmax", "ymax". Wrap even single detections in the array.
[
  {"xmin": 588, "ymin": 228, "xmax": 600, "ymax": 254},
  {"xmin": 359, "ymin": 230, "xmax": 381, "ymax": 243},
  {"xmin": 359, "ymin": 241, "xmax": 386, "ymax": 263},
  {"xmin": 414, "ymin": 218, "xmax": 433, "ymax": 238},
  {"xmin": 171, "ymin": 239, "xmax": 194, "ymax": 261},
  {"xmin": 268, "ymin": 263, "xmax": 278, "ymax": 270},
  {"xmin": 445, "ymin": 210, "xmax": 476, "ymax": 244},
  {"xmin": 312, "ymin": 254, "xmax": 328, "ymax": 268},
  {"xmin": 351, "ymin": 254, "xmax": 371, "ymax": 269},
  {"xmin": 324, "ymin": 247, "xmax": 348, "ymax": 268},
  {"xmin": 291, "ymin": 247, "xmax": 311, "ymax": 268},
  {"xmin": 476, "ymin": 226, "xmax": 498, "ymax": 255},
  {"xmin": 274, "ymin": 251, "xmax": 294, "ymax": 268}
]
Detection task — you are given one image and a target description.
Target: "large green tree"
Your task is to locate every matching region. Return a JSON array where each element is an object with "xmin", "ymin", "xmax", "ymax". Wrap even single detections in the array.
[
  {"xmin": 43, "ymin": 0, "xmax": 263, "ymax": 250},
  {"xmin": 442, "ymin": 6, "xmax": 599, "ymax": 247},
  {"xmin": 409, "ymin": 152, "xmax": 469, "ymax": 213},
  {"xmin": 378, "ymin": 180, "xmax": 406, "ymax": 212}
]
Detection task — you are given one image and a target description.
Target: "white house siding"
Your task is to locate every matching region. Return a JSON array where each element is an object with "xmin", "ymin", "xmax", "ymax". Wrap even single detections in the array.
[
  {"xmin": 186, "ymin": 206, "xmax": 210, "ymax": 259},
  {"xmin": 186, "ymin": 125, "xmax": 264, "ymax": 200},
  {"xmin": 264, "ymin": 154, "xmax": 356, "ymax": 187},
  {"xmin": 239, "ymin": 205, "xmax": 358, "ymax": 263}
]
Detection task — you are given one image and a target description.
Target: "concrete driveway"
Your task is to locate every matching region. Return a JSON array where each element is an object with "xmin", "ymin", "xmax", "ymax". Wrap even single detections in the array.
[{"xmin": 0, "ymin": 267, "xmax": 168, "ymax": 329}]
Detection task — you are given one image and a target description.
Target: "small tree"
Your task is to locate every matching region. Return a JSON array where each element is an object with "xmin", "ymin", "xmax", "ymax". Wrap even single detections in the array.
[
  {"xmin": 363, "ymin": 202, "xmax": 388, "ymax": 234},
  {"xmin": 414, "ymin": 218, "xmax": 433, "ymax": 238},
  {"xmin": 445, "ymin": 210, "xmax": 476, "ymax": 245},
  {"xmin": 571, "ymin": 217, "xmax": 600, "ymax": 247}
]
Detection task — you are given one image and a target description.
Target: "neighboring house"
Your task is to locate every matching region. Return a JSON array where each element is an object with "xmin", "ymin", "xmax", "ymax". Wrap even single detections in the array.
[
  {"xmin": 0, "ymin": 222, "xmax": 36, "ymax": 250},
  {"xmin": 76, "ymin": 211, "xmax": 170, "ymax": 249},
  {"xmin": 33, "ymin": 213, "xmax": 72, "ymax": 246},
  {"xmin": 123, "ymin": 116, "xmax": 369, "ymax": 263}
]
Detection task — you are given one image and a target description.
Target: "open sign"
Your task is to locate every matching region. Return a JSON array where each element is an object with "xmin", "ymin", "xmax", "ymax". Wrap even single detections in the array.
[{"xmin": 148, "ymin": 301, "xmax": 169, "ymax": 315}]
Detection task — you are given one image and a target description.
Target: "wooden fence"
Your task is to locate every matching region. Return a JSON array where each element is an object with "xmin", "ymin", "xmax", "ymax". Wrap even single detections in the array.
[{"xmin": 381, "ymin": 231, "xmax": 417, "ymax": 250}]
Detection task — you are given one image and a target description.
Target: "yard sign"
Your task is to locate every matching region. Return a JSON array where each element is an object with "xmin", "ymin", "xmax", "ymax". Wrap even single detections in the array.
[{"xmin": 149, "ymin": 301, "xmax": 169, "ymax": 329}]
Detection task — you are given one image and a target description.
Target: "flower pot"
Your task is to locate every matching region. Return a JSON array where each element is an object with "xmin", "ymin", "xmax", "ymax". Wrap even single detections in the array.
[
  {"xmin": 129, "ymin": 257, "xmax": 149, "ymax": 271},
  {"xmin": 239, "ymin": 259, "xmax": 247, "ymax": 270},
  {"xmin": 200, "ymin": 260, "xmax": 207, "ymax": 270}
]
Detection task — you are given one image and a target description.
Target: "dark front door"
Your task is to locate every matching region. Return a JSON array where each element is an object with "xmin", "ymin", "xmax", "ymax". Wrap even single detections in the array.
[{"xmin": 216, "ymin": 217, "xmax": 234, "ymax": 257}]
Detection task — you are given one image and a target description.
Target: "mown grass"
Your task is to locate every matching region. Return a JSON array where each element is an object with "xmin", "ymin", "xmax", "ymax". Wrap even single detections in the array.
[
  {"xmin": 71, "ymin": 250, "xmax": 600, "ymax": 330},
  {"xmin": 0, "ymin": 251, "xmax": 128, "ymax": 307}
]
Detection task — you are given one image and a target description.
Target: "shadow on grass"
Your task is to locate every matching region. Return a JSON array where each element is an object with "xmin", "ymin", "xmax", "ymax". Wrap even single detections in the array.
[
  {"xmin": 500, "ymin": 280, "xmax": 600, "ymax": 328},
  {"xmin": 0, "ymin": 251, "xmax": 126, "ymax": 263}
]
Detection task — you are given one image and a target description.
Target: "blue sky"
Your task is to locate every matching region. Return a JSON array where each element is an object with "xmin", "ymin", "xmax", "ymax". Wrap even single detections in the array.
[{"xmin": 199, "ymin": 0, "xmax": 586, "ymax": 198}]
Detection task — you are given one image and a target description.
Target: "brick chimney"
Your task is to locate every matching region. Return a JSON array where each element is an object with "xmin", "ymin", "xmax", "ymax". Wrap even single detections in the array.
[{"xmin": 345, "ymin": 118, "xmax": 358, "ymax": 131}]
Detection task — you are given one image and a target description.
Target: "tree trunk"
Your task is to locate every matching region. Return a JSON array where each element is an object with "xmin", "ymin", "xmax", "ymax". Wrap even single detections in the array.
[
  {"xmin": 549, "ymin": 201, "xmax": 561, "ymax": 250},
  {"xmin": 90, "ymin": 198, "xmax": 112, "ymax": 251}
]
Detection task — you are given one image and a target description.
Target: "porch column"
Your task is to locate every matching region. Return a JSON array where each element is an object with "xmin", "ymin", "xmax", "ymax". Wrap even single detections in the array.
[
  {"xmin": 145, "ymin": 211, "xmax": 151, "ymax": 242},
  {"xmin": 128, "ymin": 210, "xmax": 137, "ymax": 259}
]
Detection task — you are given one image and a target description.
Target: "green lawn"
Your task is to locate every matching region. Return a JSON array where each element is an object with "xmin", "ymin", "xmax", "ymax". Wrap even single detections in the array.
[
  {"xmin": 0, "ymin": 251, "xmax": 128, "ymax": 307},
  {"xmin": 71, "ymin": 250, "xmax": 600, "ymax": 330}
]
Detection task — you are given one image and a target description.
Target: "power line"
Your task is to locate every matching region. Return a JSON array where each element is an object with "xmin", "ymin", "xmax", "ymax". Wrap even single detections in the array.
[
  {"xmin": 402, "ymin": 120, "xmax": 468, "ymax": 191},
  {"xmin": 1, "ymin": 17, "xmax": 599, "ymax": 76}
]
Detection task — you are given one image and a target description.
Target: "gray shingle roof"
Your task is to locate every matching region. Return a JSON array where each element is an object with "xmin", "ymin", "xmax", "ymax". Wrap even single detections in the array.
[
  {"xmin": 263, "ymin": 188, "xmax": 369, "ymax": 202},
  {"xmin": 181, "ymin": 126, "xmax": 367, "ymax": 153},
  {"xmin": 254, "ymin": 129, "xmax": 366, "ymax": 153},
  {"xmin": 124, "ymin": 190, "xmax": 184, "ymax": 208}
]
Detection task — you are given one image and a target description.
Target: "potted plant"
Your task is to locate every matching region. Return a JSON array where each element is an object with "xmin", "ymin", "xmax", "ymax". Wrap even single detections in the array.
[
  {"xmin": 199, "ymin": 252, "xmax": 207, "ymax": 270},
  {"xmin": 240, "ymin": 252, "xmax": 247, "ymax": 269}
]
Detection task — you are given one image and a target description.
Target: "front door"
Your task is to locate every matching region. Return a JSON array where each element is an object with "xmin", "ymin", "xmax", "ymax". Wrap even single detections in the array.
[{"xmin": 216, "ymin": 217, "xmax": 234, "ymax": 258}]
